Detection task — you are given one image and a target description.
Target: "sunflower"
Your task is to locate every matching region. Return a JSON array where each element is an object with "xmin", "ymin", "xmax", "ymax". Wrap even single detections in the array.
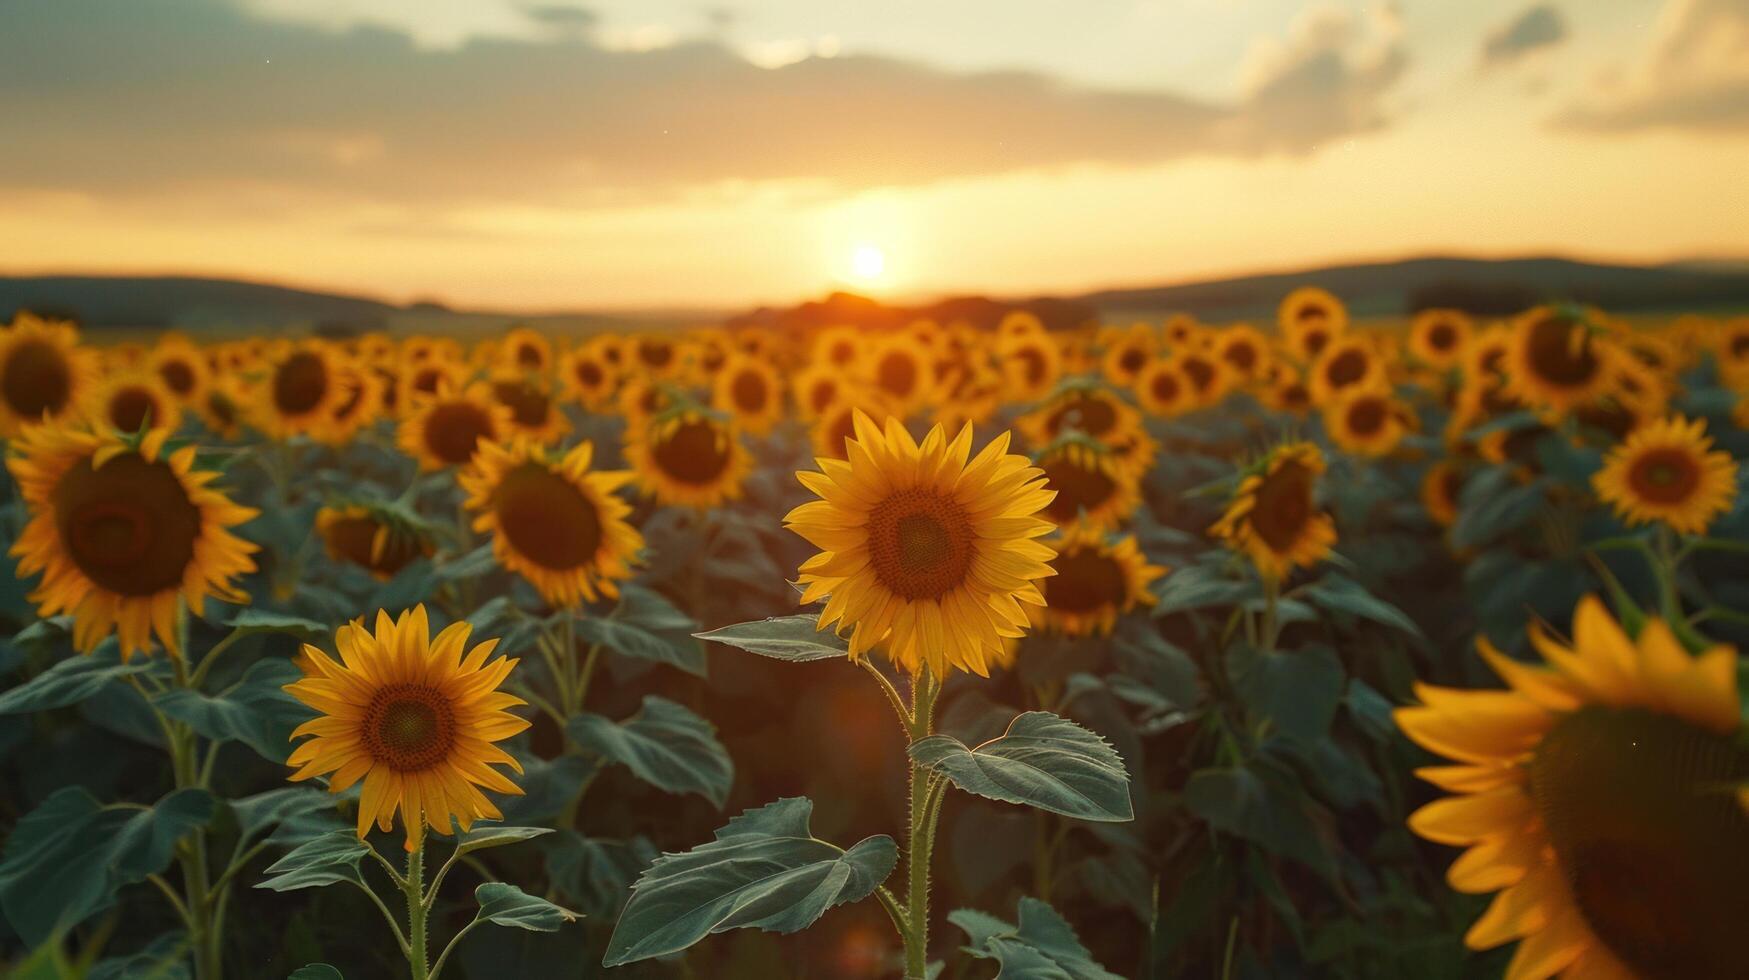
[
  {"xmin": 1161, "ymin": 314, "xmax": 1202, "ymax": 351},
  {"xmin": 1210, "ymin": 441, "xmax": 1337, "ymax": 581},
  {"xmin": 811, "ymin": 326, "xmax": 865, "ymax": 372},
  {"xmin": 617, "ymin": 378, "xmax": 675, "ymax": 433},
  {"xmin": 997, "ymin": 327, "xmax": 1063, "ymax": 404},
  {"xmin": 147, "ymin": 337, "xmax": 210, "ymax": 405},
  {"xmin": 1397, "ymin": 596, "xmax": 1748, "ymax": 980},
  {"xmin": 1174, "ymin": 350, "xmax": 1231, "ymax": 408},
  {"xmin": 1324, "ymin": 386, "xmax": 1411, "ymax": 458},
  {"xmin": 1135, "ymin": 361, "xmax": 1193, "ymax": 417},
  {"xmin": 285, "ymin": 607, "xmax": 530, "ymax": 852},
  {"xmin": 624, "ymin": 409, "xmax": 752, "ymax": 510},
  {"xmin": 1591, "ymin": 414, "xmax": 1738, "ymax": 536},
  {"xmin": 862, "ymin": 335, "xmax": 935, "ymax": 417},
  {"xmin": 8, "ymin": 426, "xmax": 259, "ymax": 660},
  {"xmin": 1101, "ymin": 328, "xmax": 1155, "ymax": 388},
  {"xmin": 1279, "ymin": 287, "xmax": 1347, "ymax": 361},
  {"xmin": 1309, "ymin": 336, "xmax": 1384, "ymax": 405},
  {"xmin": 0, "ymin": 313, "xmax": 97, "ymax": 436},
  {"xmin": 794, "ymin": 364, "xmax": 849, "ymax": 420},
  {"xmin": 712, "ymin": 355, "xmax": 784, "ymax": 436},
  {"xmin": 630, "ymin": 334, "xmax": 683, "ymax": 380},
  {"xmin": 1028, "ymin": 523, "xmax": 1164, "ymax": 636},
  {"xmin": 86, "ymin": 371, "xmax": 183, "ymax": 435},
  {"xmin": 1504, "ymin": 307, "xmax": 1620, "ymax": 413},
  {"xmin": 320, "ymin": 365, "xmax": 384, "ymax": 447},
  {"xmin": 198, "ymin": 375, "xmax": 251, "ymax": 440},
  {"xmin": 397, "ymin": 383, "xmax": 511, "ymax": 472},
  {"xmin": 399, "ymin": 359, "xmax": 465, "ymax": 413},
  {"xmin": 1214, "ymin": 325, "xmax": 1272, "ymax": 384},
  {"xmin": 1259, "ymin": 364, "xmax": 1314, "ymax": 416},
  {"xmin": 488, "ymin": 371, "xmax": 569, "ymax": 445},
  {"xmin": 316, "ymin": 504, "xmax": 434, "ymax": 580},
  {"xmin": 460, "ymin": 439, "xmax": 644, "ymax": 607},
  {"xmin": 559, "ymin": 344, "xmax": 618, "ymax": 410},
  {"xmin": 786, "ymin": 412, "xmax": 1057, "ymax": 677},
  {"xmin": 1409, "ymin": 309, "xmax": 1473, "ymax": 370},
  {"xmin": 1018, "ymin": 383, "xmax": 1144, "ymax": 450},
  {"xmin": 256, "ymin": 341, "xmax": 350, "ymax": 439},
  {"xmin": 1713, "ymin": 316, "xmax": 1749, "ymax": 386},
  {"xmin": 498, "ymin": 326, "xmax": 552, "ymax": 374},
  {"xmin": 1035, "ymin": 436, "xmax": 1141, "ymax": 532}
]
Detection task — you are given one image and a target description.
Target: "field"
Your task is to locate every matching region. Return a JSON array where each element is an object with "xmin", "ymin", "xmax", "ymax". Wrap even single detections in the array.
[{"xmin": 0, "ymin": 295, "xmax": 1747, "ymax": 980}]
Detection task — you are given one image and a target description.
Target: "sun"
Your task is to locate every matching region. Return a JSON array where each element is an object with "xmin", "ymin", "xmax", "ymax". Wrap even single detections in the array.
[{"xmin": 850, "ymin": 243, "xmax": 886, "ymax": 280}]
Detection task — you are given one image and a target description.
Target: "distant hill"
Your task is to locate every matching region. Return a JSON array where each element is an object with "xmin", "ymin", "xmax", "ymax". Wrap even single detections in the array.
[{"xmin": 3, "ymin": 256, "xmax": 1746, "ymax": 336}]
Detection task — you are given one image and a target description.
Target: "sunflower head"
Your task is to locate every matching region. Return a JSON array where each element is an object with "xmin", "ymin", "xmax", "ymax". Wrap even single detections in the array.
[
  {"xmin": 317, "ymin": 502, "xmax": 436, "ymax": 581},
  {"xmin": 1309, "ymin": 337, "xmax": 1383, "ymax": 405},
  {"xmin": 7, "ymin": 426, "xmax": 259, "ymax": 659},
  {"xmin": 1034, "ymin": 434, "xmax": 1141, "ymax": 532},
  {"xmin": 85, "ymin": 371, "xmax": 183, "ymax": 436},
  {"xmin": 1101, "ymin": 328, "xmax": 1156, "ymax": 387},
  {"xmin": 1409, "ymin": 309, "xmax": 1473, "ymax": 369},
  {"xmin": 318, "ymin": 365, "xmax": 385, "ymax": 447},
  {"xmin": 1215, "ymin": 325, "xmax": 1271, "ymax": 383},
  {"xmin": 560, "ymin": 344, "xmax": 618, "ymax": 409},
  {"xmin": 997, "ymin": 328, "xmax": 1063, "ymax": 404},
  {"xmin": 0, "ymin": 312, "xmax": 95, "ymax": 436},
  {"xmin": 787, "ymin": 412, "xmax": 1057, "ymax": 677},
  {"xmin": 1505, "ymin": 306, "xmax": 1621, "ymax": 413},
  {"xmin": 286, "ymin": 606, "xmax": 530, "ymax": 852},
  {"xmin": 712, "ymin": 354, "xmax": 784, "ymax": 435},
  {"xmin": 811, "ymin": 325, "xmax": 865, "ymax": 371},
  {"xmin": 1029, "ymin": 523, "xmax": 1165, "ymax": 636},
  {"xmin": 147, "ymin": 337, "xmax": 210, "ymax": 404},
  {"xmin": 1397, "ymin": 596, "xmax": 1747, "ymax": 980},
  {"xmin": 1209, "ymin": 441, "xmax": 1337, "ymax": 581},
  {"xmin": 397, "ymin": 383, "xmax": 512, "ymax": 472},
  {"xmin": 1279, "ymin": 288, "xmax": 1348, "ymax": 359},
  {"xmin": 1592, "ymin": 414, "xmax": 1739, "ymax": 536},
  {"xmin": 1421, "ymin": 460, "xmax": 1465, "ymax": 528},
  {"xmin": 794, "ymin": 364, "xmax": 849, "ymax": 420},
  {"xmin": 497, "ymin": 326, "xmax": 552, "ymax": 373},
  {"xmin": 862, "ymin": 335, "xmax": 936, "ymax": 417},
  {"xmin": 1324, "ymin": 386, "xmax": 1412, "ymax": 458},
  {"xmin": 460, "ymin": 439, "xmax": 644, "ymax": 607},
  {"xmin": 624, "ymin": 408, "xmax": 752, "ymax": 510},
  {"xmin": 489, "ymin": 370, "xmax": 569, "ymax": 444},
  {"xmin": 256, "ymin": 340, "xmax": 352, "ymax": 439},
  {"xmin": 1135, "ymin": 361, "xmax": 1192, "ymax": 417},
  {"xmin": 1018, "ymin": 381, "xmax": 1143, "ymax": 450},
  {"xmin": 1174, "ymin": 350, "xmax": 1231, "ymax": 408}
]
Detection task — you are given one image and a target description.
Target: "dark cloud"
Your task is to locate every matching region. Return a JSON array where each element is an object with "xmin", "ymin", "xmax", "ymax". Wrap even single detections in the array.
[
  {"xmin": 1480, "ymin": 5, "xmax": 1567, "ymax": 67},
  {"xmin": 1555, "ymin": 0, "xmax": 1749, "ymax": 131},
  {"xmin": 0, "ymin": 0, "xmax": 1408, "ymax": 207}
]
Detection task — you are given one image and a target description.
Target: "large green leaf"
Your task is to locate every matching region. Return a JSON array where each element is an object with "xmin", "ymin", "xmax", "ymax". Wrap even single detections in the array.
[
  {"xmin": 0, "ymin": 644, "xmax": 154, "ymax": 715},
  {"xmin": 223, "ymin": 610, "xmax": 330, "ymax": 642},
  {"xmin": 949, "ymin": 897, "xmax": 1123, "ymax": 980},
  {"xmin": 693, "ymin": 615, "xmax": 849, "ymax": 662},
  {"xmin": 90, "ymin": 932, "xmax": 192, "ymax": 980},
  {"xmin": 567, "ymin": 696, "xmax": 733, "ymax": 807},
  {"xmin": 910, "ymin": 711, "xmax": 1133, "ymax": 822},
  {"xmin": 602, "ymin": 797, "xmax": 897, "ymax": 966},
  {"xmin": 154, "ymin": 658, "xmax": 307, "ymax": 763},
  {"xmin": 230, "ymin": 787, "xmax": 336, "ymax": 848},
  {"xmin": 1233, "ymin": 644, "xmax": 1346, "ymax": 742},
  {"xmin": 475, "ymin": 882, "xmax": 580, "ymax": 932},
  {"xmin": 255, "ymin": 829, "xmax": 372, "ymax": 892},
  {"xmin": 0, "ymin": 786, "xmax": 215, "ymax": 945},
  {"xmin": 1150, "ymin": 560, "xmax": 1258, "ymax": 617},
  {"xmin": 1182, "ymin": 764, "xmax": 1337, "ymax": 878},
  {"xmin": 1300, "ymin": 575, "xmax": 1423, "ymax": 638},
  {"xmin": 543, "ymin": 831, "xmax": 656, "ymax": 917},
  {"xmin": 452, "ymin": 823, "xmax": 554, "ymax": 857},
  {"xmin": 575, "ymin": 586, "xmax": 706, "ymax": 677}
]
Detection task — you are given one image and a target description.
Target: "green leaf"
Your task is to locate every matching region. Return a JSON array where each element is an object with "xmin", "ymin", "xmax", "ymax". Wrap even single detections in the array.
[
  {"xmin": 0, "ymin": 644, "xmax": 154, "ymax": 715},
  {"xmin": 434, "ymin": 544, "xmax": 497, "ymax": 582},
  {"xmin": 1151, "ymin": 560, "xmax": 1258, "ymax": 617},
  {"xmin": 91, "ymin": 932, "xmax": 192, "ymax": 980},
  {"xmin": 223, "ymin": 610, "xmax": 330, "ymax": 641},
  {"xmin": 543, "ymin": 831, "xmax": 657, "ymax": 917},
  {"xmin": 693, "ymin": 615, "xmax": 849, "ymax": 662},
  {"xmin": 567, "ymin": 696, "xmax": 733, "ymax": 807},
  {"xmin": 475, "ymin": 882, "xmax": 580, "ymax": 932},
  {"xmin": 154, "ymin": 658, "xmax": 307, "ymax": 763},
  {"xmin": 255, "ymin": 829, "xmax": 371, "ymax": 892},
  {"xmin": 1451, "ymin": 475, "xmax": 1548, "ymax": 550},
  {"xmin": 910, "ymin": 711, "xmax": 1133, "ymax": 822},
  {"xmin": 287, "ymin": 967, "xmax": 343, "ymax": 980},
  {"xmin": 949, "ymin": 897, "xmax": 1123, "ymax": 980},
  {"xmin": 1234, "ymin": 644, "xmax": 1346, "ymax": 742},
  {"xmin": 0, "ymin": 787, "xmax": 215, "ymax": 945},
  {"xmin": 230, "ymin": 787, "xmax": 335, "ymax": 847},
  {"xmin": 576, "ymin": 585, "xmax": 706, "ymax": 677},
  {"xmin": 1301, "ymin": 574, "xmax": 1423, "ymax": 638},
  {"xmin": 602, "ymin": 797, "xmax": 897, "ymax": 966},
  {"xmin": 1182, "ymin": 765, "xmax": 1336, "ymax": 877},
  {"xmin": 453, "ymin": 824, "xmax": 554, "ymax": 857}
]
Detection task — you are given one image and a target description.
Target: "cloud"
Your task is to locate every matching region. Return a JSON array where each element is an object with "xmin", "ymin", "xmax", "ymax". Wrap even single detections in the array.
[
  {"xmin": 0, "ymin": 0, "xmax": 1410, "ymax": 209},
  {"xmin": 1556, "ymin": 0, "xmax": 1749, "ymax": 131},
  {"xmin": 1480, "ymin": 5, "xmax": 1567, "ymax": 68}
]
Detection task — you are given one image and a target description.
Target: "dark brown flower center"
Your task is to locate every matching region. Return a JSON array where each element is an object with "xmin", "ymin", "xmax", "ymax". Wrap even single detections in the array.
[
  {"xmin": 1016, "ymin": 347, "xmax": 1047, "ymax": 387},
  {"xmin": 1044, "ymin": 547, "xmax": 1127, "ymax": 614},
  {"xmin": 1302, "ymin": 328, "xmax": 1330, "ymax": 356},
  {"xmin": 575, "ymin": 359, "xmax": 604, "ymax": 388},
  {"xmin": 1250, "ymin": 460, "xmax": 1314, "ymax": 553},
  {"xmin": 158, "ymin": 358, "xmax": 196, "ymax": 396},
  {"xmin": 1524, "ymin": 314, "xmax": 1600, "ymax": 388},
  {"xmin": 2, "ymin": 338, "xmax": 73, "ymax": 417},
  {"xmin": 866, "ymin": 487, "xmax": 975, "ymax": 600},
  {"xmin": 1428, "ymin": 322, "xmax": 1458, "ymax": 352},
  {"xmin": 730, "ymin": 369, "xmax": 769, "ymax": 414},
  {"xmin": 1180, "ymin": 356, "xmax": 1216, "ymax": 395},
  {"xmin": 1047, "ymin": 394, "xmax": 1118, "ymax": 438},
  {"xmin": 637, "ymin": 339, "xmax": 674, "ymax": 369},
  {"xmin": 1531, "ymin": 707, "xmax": 1749, "ymax": 980},
  {"xmin": 323, "ymin": 515, "xmax": 423, "ymax": 576},
  {"xmin": 494, "ymin": 463, "xmax": 603, "ymax": 570},
  {"xmin": 1323, "ymin": 348, "xmax": 1368, "ymax": 390},
  {"xmin": 1346, "ymin": 397, "xmax": 1387, "ymax": 437},
  {"xmin": 108, "ymin": 386, "xmax": 160, "ymax": 433},
  {"xmin": 1042, "ymin": 456, "xmax": 1117, "ymax": 525},
  {"xmin": 652, "ymin": 419, "xmax": 732, "ymax": 485},
  {"xmin": 876, "ymin": 350, "xmax": 919, "ymax": 399},
  {"xmin": 820, "ymin": 409, "xmax": 857, "ymax": 460},
  {"xmin": 491, "ymin": 380, "xmax": 551, "ymax": 429},
  {"xmin": 363, "ymin": 684, "xmax": 457, "ymax": 772},
  {"xmin": 1118, "ymin": 347, "xmax": 1146, "ymax": 374},
  {"xmin": 1627, "ymin": 448, "xmax": 1701, "ymax": 505},
  {"xmin": 54, "ymin": 453, "xmax": 199, "ymax": 596},
  {"xmin": 515, "ymin": 341, "xmax": 543, "ymax": 368},
  {"xmin": 1223, "ymin": 341, "xmax": 1257, "ymax": 372},
  {"xmin": 1150, "ymin": 371, "xmax": 1182, "ymax": 404},
  {"xmin": 422, "ymin": 401, "xmax": 495, "ymax": 466},
  {"xmin": 806, "ymin": 379, "xmax": 838, "ymax": 415},
  {"xmin": 273, "ymin": 351, "xmax": 329, "ymax": 415}
]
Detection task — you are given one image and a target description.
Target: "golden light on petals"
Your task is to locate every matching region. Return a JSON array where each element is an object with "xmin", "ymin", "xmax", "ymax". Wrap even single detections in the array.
[
  {"xmin": 1209, "ymin": 441, "xmax": 1337, "ymax": 581},
  {"xmin": 1592, "ymin": 414, "xmax": 1738, "ymax": 536},
  {"xmin": 1028, "ymin": 522, "xmax": 1165, "ymax": 636},
  {"xmin": 623, "ymin": 410, "xmax": 753, "ymax": 510}
]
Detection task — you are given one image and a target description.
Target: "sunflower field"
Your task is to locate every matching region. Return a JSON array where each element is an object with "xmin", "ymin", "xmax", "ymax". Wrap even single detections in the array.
[{"xmin": 0, "ymin": 295, "xmax": 1746, "ymax": 980}]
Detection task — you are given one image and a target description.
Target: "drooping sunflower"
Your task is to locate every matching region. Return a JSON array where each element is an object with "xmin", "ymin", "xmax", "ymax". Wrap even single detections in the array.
[
  {"xmin": 460, "ymin": 439, "xmax": 644, "ymax": 607},
  {"xmin": 1503, "ymin": 307, "xmax": 1620, "ymax": 413},
  {"xmin": 1397, "ymin": 596, "xmax": 1748, "ymax": 980},
  {"xmin": 786, "ymin": 412, "xmax": 1057, "ymax": 677},
  {"xmin": 559, "ymin": 343, "xmax": 618, "ymax": 410},
  {"xmin": 623, "ymin": 409, "xmax": 753, "ymax": 510},
  {"xmin": 0, "ymin": 312, "xmax": 97, "ymax": 435},
  {"xmin": 147, "ymin": 336, "xmax": 210, "ymax": 406},
  {"xmin": 317, "ymin": 503, "xmax": 435, "ymax": 580},
  {"xmin": 255, "ymin": 341, "xmax": 350, "ymax": 440},
  {"xmin": 1279, "ymin": 287, "xmax": 1347, "ymax": 361},
  {"xmin": 1035, "ymin": 436, "xmax": 1141, "ymax": 532},
  {"xmin": 712, "ymin": 354, "xmax": 785, "ymax": 436},
  {"xmin": 285, "ymin": 607, "xmax": 530, "ymax": 852},
  {"xmin": 862, "ymin": 334, "xmax": 935, "ymax": 418},
  {"xmin": 1028, "ymin": 523, "xmax": 1164, "ymax": 636},
  {"xmin": 488, "ymin": 371, "xmax": 569, "ymax": 445},
  {"xmin": 1324, "ymin": 386, "xmax": 1411, "ymax": 458},
  {"xmin": 1209, "ymin": 441, "xmax": 1337, "ymax": 581},
  {"xmin": 1591, "ymin": 414, "xmax": 1738, "ymax": 536},
  {"xmin": 1421, "ymin": 460, "xmax": 1465, "ymax": 528},
  {"xmin": 1018, "ymin": 383, "xmax": 1144, "ymax": 450},
  {"xmin": 397, "ymin": 383, "xmax": 511, "ymax": 472},
  {"xmin": 85, "ymin": 371, "xmax": 183, "ymax": 435},
  {"xmin": 1409, "ymin": 309, "xmax": 1473, "ymax": 370},
  {"xmin": 1309, "ymin": 336, "xmax": 1385, "ymax": 406},
  {"xmin": 8, "ymin": 426, "xmax": 259, "ymax": 659}
]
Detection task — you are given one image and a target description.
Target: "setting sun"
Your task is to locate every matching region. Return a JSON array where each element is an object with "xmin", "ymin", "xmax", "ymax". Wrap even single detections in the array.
[{"xmin": 850, "ymin": 243, "xmax": 886, "ymax": 281}]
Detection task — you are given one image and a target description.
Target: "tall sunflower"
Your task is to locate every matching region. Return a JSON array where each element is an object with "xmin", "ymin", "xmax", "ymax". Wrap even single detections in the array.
[
  {"xmin": 460, "ymin": 439, "xmax": 644, "ymax": 608},
  {"xmin": 623, "ymin": 409, "xmax": 752, "ymax": 510},
  {"xmin": 1592, "ymin": 414, "xmax": 1738, "ymax": 536},
  {"xmin": 397, "ymin": 383, "xmax": 511, "ymax": 472},
  {"xmin": 786, "ymin": 412, "xmax": 1057, "ymax": 677},
  {"xmin": 1397, "ymin": 597, "xmax": 1747, "ymax": 980},
  {"xmin": 8, "ymin": 426, "xmax": 259, "ymax": 659},
  {"xmin": 285, "ymin": 607, "xmax": 530, "ymax": 851},
  {"xmin": 1210, "ymin": 441, "xmax": 1337, "ymax": 581},
  {"xmin": 0, "ymin": 312, "xmax": 96, "ymax": 436},
  {"xmin": 1028, "ymin": 523, "xmax": 1164, "ymax": 636}
]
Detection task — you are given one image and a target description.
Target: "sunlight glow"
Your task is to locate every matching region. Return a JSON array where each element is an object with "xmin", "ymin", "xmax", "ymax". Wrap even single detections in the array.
[{"xmin": 850, "ymin": 243, "xmax": 886, "ymax": 280}]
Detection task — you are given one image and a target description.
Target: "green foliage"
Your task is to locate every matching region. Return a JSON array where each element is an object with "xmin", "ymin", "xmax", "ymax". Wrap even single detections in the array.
[
  {"xmin": 153, "ymin": 658, "xmax": 307, "ymax": 763},
  {"xmin": 255, "ymin": 830, "xmax": 372, "ymax": 892},
  {"xmin": 950, "ymin": 897, "xmax": 1123, "ymax": 980},
  {"xmin": 474, "ymin": 882, "xmax": 580, "ymax": 932},
  {"xmin": 575, "ymin": 585, "xmax": 707, "ymax": 676},
  {"xmin": 0, "ymin": 641, "xmax": 151, "ymax": 714},
  {"xmin": 566, "ymin": 695, "xmax": 734, "ymax": 807},
  {"xmin": 694, "ymin": 615, "xmax": 850, "ymax": 661},
  {"xmin": 910, "ymin": 711, "xmax": 1134, "ymax": 822}
]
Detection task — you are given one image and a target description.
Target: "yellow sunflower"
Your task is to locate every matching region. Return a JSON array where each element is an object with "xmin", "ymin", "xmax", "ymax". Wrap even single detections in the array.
[
  {"xmin": 1279, "ymin": 287, "xmax": 1348, "ymax": 361},
  {"xmin": 1214, "ymin": 324, "xmax": 1272, "ymax": 385},
  {"xmin": 1422, "ymin": 460, "xmax": 1465, "ymax": 528},
  {"xmin": 1028, "ymin": 523, "xmax": 1164, "ymax": 636},
  {"xmin": 1018, "ymin": 384, "xmax": 1144, "ymax": 450},
  {"xmin": 617, "ymin": 378, "xmax": 675, "ymax": 434},
  {"xmin": 1397, "ymin": 596, "xmax": 1746, "ymax": 980},
  {"xmin": 488, "ymin": 371, "xmax": 569, "ymax": 445},
  {"xmin": 1101, "ymin": 328, "xmax": 1156, "ymax": 388},
  {"xmin": 256, "ymin": 341, "xmax": 350, "ymax": 440},
  {"xmin": 559, "ymin": 344, "xmax": 618, "ymax": 410},
  {"xmin": 398, "ymin": 359, "xmax": 466, "ymax": 414},
  {"xmin": 1309, "ymin": 336, "xmax": 1385, "ymax": 406},
  {"xmin": 1210, "ymin": 441, "xmax": 1337, "ymax": 581},
  {"xmin": 712, "ymin": 354, "xmax": 785, "ymax": 436},
  {"xmin": 316, "ymin": 504, "xmax": 434, "ymax": 581},
  {"xmin": 147, "ymin": 337, "xmax": 210, "ymax": 406},
  {"xmin": 862, "ymin": 334, "xmax": 936, "ymax": 418},
  {"xmin": 786, "ymin": 412, "xmax": 1057, "ymax": 677},
  {"xmin": 1504, "ymin": 307, "xmax": 1620, "ymax": 413},
  {"xmin": 86, "ymin": 371, "xmax": 183, "ymax": 435},
  {"xmin": 319, "ymin": 365, "xmax": 384, "ymax": 447},
  {"xmin": 1035, "ymin": 437, "xmax": 1141, "ymax": 532},
  {"xmin": 497, "ymin": 326, "xmax": 553, "ymax": 374},
  {"xmin": 1712, "ymin": 316, "xmax": 1749, "ymax": 386},
  {"xmin": 1259, "ymin": 364, "xmax": 1315, "ymax": 417},
  {"xmin": 997, "ymin": 327, "xmax": 1063, "ymax": 404},
  {"xmin": 1174, "ymin": 350, "xmax": 1232, "ymax": 409},
  {"xmin": 397, "ymin": 383, "xmax": 512, "ymax": 472},
  {"xmin": 8, "ymin": 426, "xmax": 259, "ymax": 660},
  {"xmin": 0, "ymin": 312, "xmax": 96, "ymax": 436},
  {"xmin": 1135, "ymin": 361, "xmax": 1193, "ymax": 417},
  {"xmin": 285, "ymin": 606, "xmax": 530, "ymax": 852},
  {"xmin": 623, "ymin": 409, "xmax": 752, "ymax": 510},
  {"xmin": 1324, "ymin": 386, "xmax": 1411, "ymax": 458},
  {"xmin": 629, "ymin": 334, "xmax": 683, "ymax": 380},
  {"xmin": 811, "ymin": 325, "xmax": 865, "ymax": 373},
  {"xmin": 1591, "ymin": 414, "xmax": 1738, "ymax": 536},
  {"xmin": 1409, "ymin": 309, "xmax": 1473, "ymax": 370},
  {"xmin": 793, "ymin": 364, "xmax": 850, "ymax": 421},
  {"xmin": 460, "ymin": 439, "xmax": 644, "ymax": 608}
]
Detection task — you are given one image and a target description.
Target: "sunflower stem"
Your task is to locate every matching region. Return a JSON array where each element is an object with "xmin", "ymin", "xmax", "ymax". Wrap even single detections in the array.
[
  {"xmin": 859, "ymin": 657, "xmax": 911, "ymax": 730},
  {"xmin": 188, "ymin": 626, "xmax": 250, "ymax": 691},
  {"xmin": 901, "ymin": 666, "xmax": 941, "ymax": 980},
  {"xmin": 404, "ymin": 841, "xmax": 430, "ymax": 980}
]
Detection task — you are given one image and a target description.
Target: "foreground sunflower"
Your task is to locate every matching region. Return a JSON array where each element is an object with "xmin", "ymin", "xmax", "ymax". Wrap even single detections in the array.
[
  {"xmin": 1397, "ymin": 597, "xmax": 1747, "ymax": 980},
  {"xmin": 623, "ymin": 409, "xmax": 752, "ymax": 510},
  {"xmin": 460, "ymin": 439, "xmax": 643, "ymax": 607},
  {"xmin": 1028, "ymin": 523, "xmax": 1164, "ymax": 636},
  {"xmin": 285, "ymin": 606, "xmax": 529, "ymax": 851},
  {"xmin": 1592, "ymin": 414, "xmax": 1738, "ymax": 536},
  {"xmin": 787, "ymin": 412, "xmax": 1057, "ymax": 677},
  {"xmin": 0, "ymin": 312, "xmax": 95, "ymax": 435},
  {"xmin": 8, "ymin": 426, "xmax": 259, "ymax": 659},
  {"xmin": 1210, "ymin": 441, "xmax": 1337, "ymax": 581}
]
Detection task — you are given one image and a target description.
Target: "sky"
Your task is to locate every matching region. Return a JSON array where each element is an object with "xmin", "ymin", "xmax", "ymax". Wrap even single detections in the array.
[{"xmin": 0, "ymin": 0, "xmax": 1745, "ymax": 310}]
